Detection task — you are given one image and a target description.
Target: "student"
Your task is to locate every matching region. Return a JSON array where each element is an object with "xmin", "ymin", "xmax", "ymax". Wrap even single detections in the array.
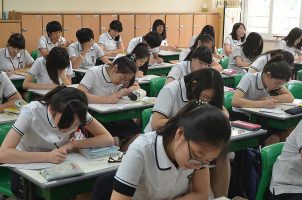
[
  {"xmin": 23, "ymin": 47, "xmax": 73, "ymax": 90},
  {"xmin": 248, "ymin": 50, "xmax": 294, "ymax": 73},
  {"xmin": 269, "ymin": 120, "xmax": 302, "ymax": 200},
  {"xmin": 127, "ymin": 31, "xmax": 163, "ymax": 64},
  {"xmin": 111, "ymin": 101, "xmax": 231, "ymax": 200},
  {"xmin": 99, "ymin": 20, "xmax": 124, "ymax": 57},
  {"xmin": 223, "ymin": 23, "xmax": 246, "ymax": 57},
  {"xmin": 130, "ymin": 43, "xmax": 150, "ymax": 77},
  {"xmin": 37, "ymin": 21, "xmax": 71, "ymax": 58},
  {"xmin": 0, "ymin": 33, "xmax": 34, "ymax": 75},
  {"xmin": 277, "ymin": 27, "xmax": 302, "ymax": 61},
  {"xmin": 152, "ymin": 19, "xmax": 177, "ymax": 50},
  {"xmin": 68, "ymin": 28, "xmax": 110, "ymax": 69},
  {"xmin": 180, "ymin": 33, "xmax": 223, "ymax": 71},
  {"xmin": 166, "ymin": 46, "xmax": 212, "ymax": 84},
  {"xmin": 228, "ymin": 32, "xmax": 263, "ymax": 74}
]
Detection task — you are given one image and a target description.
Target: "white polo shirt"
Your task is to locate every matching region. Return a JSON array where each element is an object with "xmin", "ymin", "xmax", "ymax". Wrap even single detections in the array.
[
  {"xmin": 179, "ymin": 49, "xmax": 190, "ymax": 61},
  {"xmin": 248, "ymin": 54, "xmax": 270, "ymax": 73},
  {"xmin": 37, "ymin": 35, "xmax": 66, "ymax": 58},
  {"xmin": 223, "ymin": 35, "xmax": 244, "ymax": 55},
  {"xmin": 99, "ymin": 32, "xmax": 122, "ymax": 51},
  {"xmin": 0, "ymin": 48, "xmax": 34, "ymax": 71},
  {"xmin": 161, "ymin": 39, "xmax": 168, "ymax": 46},
  {"xmin": 79, "ymin": 64, "xmax": 123, "ymax": 96},
  {"xmin": 13, "ymin": 101, "xmax": 93, "ymax": 152},
  {"xmin": 127, "ymin": 36, "xmax": 160, "ymax": 54},
  {"xmin": 68, "ymin": 42, "xmax": 105, "ymax": 68},
  {"xmin": 114, "ymin": 131, "xmax": 193, "ymax": 199},
  {"xmin": 27, "ymin": 57, "xmax": 73, "ymax": 84},
  {"xmin": 0, "ymin": 72, "xmax": 18, "ymax": 104},
  {"xmin": 167, "ymin": 61, "xmax": 191, "ymax": 80},
  {"xmin": 277, "ymin": 40, "xmax": 301, "ymax": 57},
  {"xmin": 144, "ymin": 78, "xmax": 189, "ymax": 132},
  {"xmin": 270, "ymin": 120, "xmax": 302, "ymax": 195},
  {"xmin": 228, "ymin": 46, "xmax": 250, "ymax": 74}
]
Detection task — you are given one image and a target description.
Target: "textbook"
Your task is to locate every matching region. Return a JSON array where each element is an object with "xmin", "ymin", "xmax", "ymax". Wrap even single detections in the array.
[
  {"xmin": 40, "ymin": 162, "xmax": 84, "ymax": 181},
  {"xmin": 79, "ymin": 146, "xmax": 120, "ymax": 159},
  {"xmin": 3, "ymin": 100, "xmax": 28, "ymax": 114}
]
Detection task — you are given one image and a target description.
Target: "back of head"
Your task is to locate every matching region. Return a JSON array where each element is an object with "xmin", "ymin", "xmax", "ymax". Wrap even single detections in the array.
[
  {"xmin": 7, "ymin": 33, "xmax": 25, "ymax": 49},
  {"xmin": 131, "ymin": 42, "xmax": 150, "ymax": 60},
  {"xmin": 76, "ymin": 28, "xmax": 94, "ymax": 43},
  {"xmin": 46, "ymin": 21, "xmax": 63, "ymax": 36},
  {"xmin": 268, "ymin": 49, "xmax": 294, "ymax": 66},
  {"xmin": 109, "ymin": 20, "xmax": 123, "ymax": 32},
  {"xmin": 284, "ymin": 27, "xmax": 302, "ymax": 47},
  {"xmin": 230, "ymin": 22, "xmax": 246, "ymax": 42},
  {"xmin": 242, "ymin": 32, "xmax": 263, "ymax": 60},
  {"xmin": 263, "ymin": 55, "xmax": 292, "ymax": 82},
  {"xmin": 189, "ymin": 46, "xmax": 213, "ymax": 64},
  {"xmin": 191, "ymin": 33, "xmax": 214, "ymax": 51},
  {"xmin": 201, "ymin": 25, "xmax": 215, "ymax": 40},
  {"xmin": 143, "ymin": 31, "xmax": 162, "ymax": 48},
  {"xmin": 152, "ymin": 19, "xmax": 166, "ymax": 40},
  {"xmin": 113, "ymin": 55, "xmax": 137, "ymax": 75}
]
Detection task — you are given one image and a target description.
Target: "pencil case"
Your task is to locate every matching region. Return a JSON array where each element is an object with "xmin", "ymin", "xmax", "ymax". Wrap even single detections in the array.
[
  {"xmin": 284, "ymin": 106, "xmax": 302, "ymax": 115},
  {"xmin": 231, "ymin": 120, "xmax": 261, "ymax": 131}
]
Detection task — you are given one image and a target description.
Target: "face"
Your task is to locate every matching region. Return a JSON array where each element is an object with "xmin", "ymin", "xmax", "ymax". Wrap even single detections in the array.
[
  {"xmin": 264, "ymin": 73, "xmax": 286, "ymax": 91},
  {"xmin": 136, "ymin": 57, "xmax": 149, "ymax": 68},
  {"xmin": 111, "ymin": 65, "xmax": 134, "ymax": 85},
  {"xmin": 49, "ymin": 31, "xmax": 62, "ymax": 42},
  {"xmin": 109, "ymin": 29, "xmax": 120, "ymax": 38},
  {"xmin": 191, "ymin": 58, "xmax": 210, "ymax": 72},
  {"xmin": 8, "ymin": 46, "xmax": 22, "ymax": 57},
  {"xmin": 294, "ymin": 35, "xmax": 302, "ymax": 46},
  {"xmin": 50, "ymin": 109, "xmax": 80, "ymax": 134},
  {"xmin": 199, "ymin": 89, "xmax": 215, "ymax": 103},
  {"xmin": 156, "ymin": 25, "xmax": 165, "ymax": 34},
  {"xmin": 236, "ymin": 25, "xmax": 246, "ymax": 38}
]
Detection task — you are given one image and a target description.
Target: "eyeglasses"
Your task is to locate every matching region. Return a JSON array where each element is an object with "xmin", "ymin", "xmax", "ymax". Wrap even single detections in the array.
[
  {"xmin": 187, "ymin": 140, "xmax": 216, "ymax": 170},
  {"xmin": 108, "ymin": 152, "xmax": 125, "ymax": 163}
]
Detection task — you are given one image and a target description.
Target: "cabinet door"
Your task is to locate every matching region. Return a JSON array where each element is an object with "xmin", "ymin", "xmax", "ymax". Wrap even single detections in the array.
[
  {"xmin": 83, "ymin": 14, "xmax": 100, "ymax": 39},
  {"xmin": 179, "ymin": 14, "xmax": 193, "ymax": 48},
  {"xmin": 42, "ymin": 15, "xmax": 62, "ymax": 34},
  {"xmin": 135, "ymin": 14, "xmax": 151, "ymax": 37},
  {"xmin": 100, "ymin": 15, "xmax": 118, "ymax": 34},
  {"xmin": 0, "ymin": 22, "xmax": 21, "ymax": 48},
  {"xmin": 119, "ymin": 14, "xmax": 135, "ymax": 50},
  {"xmin": 21, "ymin": 14, "xmax": 42, "ymax": 53},
  {"xmin": 206, "ymin": 14, "xmax": 220, "ymax": 47},
  {"xmin": 165, "ymin": 14, "xmax": 179, "ymax": 46},
  {"xmin": 150, "ymin": 14, "xmax": 165, "ymax": 30},
  {"xmin": 63, "ymin": 15, "xmax": 82, "ymax": 41},
  {"xmin": 193, "ymin": 14, "xmax": 206, "ymax": 36}
]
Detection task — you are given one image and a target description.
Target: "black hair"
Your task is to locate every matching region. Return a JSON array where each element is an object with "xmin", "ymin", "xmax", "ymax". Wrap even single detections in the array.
[
  {"xmin": 41, "ymin": 86, "xmax": 88, "ymax": 130},
  {"xmin": 185, "ymin": 46, "xmax": 213, "ymax": 64},
  {"xmin": 184, "ymin": 68, "xmax": 224, "ymax": 109},
  {"xmin": 283, "ymin": 27, "xmax": 302, "ymax": 49},
  {"xmin": 45, "ymin": 47, "xmax": 70, "ymax": 85},
  {"xmin": 157, "ymin": 101, "xmax": 231, "ymax": 147},
  {"xmin": 76, "ymin": 28, "xmax": 94, "ymax": 44},
  {"xmin": 259, "ymin": 49, "xmax": 294, "ymax": 66},
  {"xmin": 109, "ymin": 20, "xmax": 123, "ymax": 32},
  {"xmin": 230, "ymin": 23, "xmax": 246, "ymax": 42},
  {"xmin": 143, "ymin": 31, "xmax": 162, "ymax": 48},
  {"xmin": 200, "ymin": 25, "xmax": 215, "ymax": 41},
  {"xmin": 241, "ymin": 32, "xmax": 263, "ymax": 61},
  {"xmin": 152, "ymin": 19, "xmax": 166, "ymax": 40},
  {"xmin": 46, "ymin": 21, "xmax": 63, "ymax": 37},
  {"xmin": 7, "ymin": 33, "xmax": 25, "ymax": 49},
  {"xmin": 113, "ymin": 55, "xmax": 137, "ymax": 75},
  {"xmin": 263, "ymin": 55, "xmax": 292, "ymax": 82},
  {"xmin": 185, "ymin": 33, "xmax": 214, "ymax": 61},
  {"xmin": 131, "ymin": 43, "xmax": 150, "ymax": 75}
]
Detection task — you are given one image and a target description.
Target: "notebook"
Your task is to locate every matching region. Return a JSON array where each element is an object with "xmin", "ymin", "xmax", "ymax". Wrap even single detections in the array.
[{"xmin": 40, "ymin": 162, "xmax": 84, "ymax": 181}]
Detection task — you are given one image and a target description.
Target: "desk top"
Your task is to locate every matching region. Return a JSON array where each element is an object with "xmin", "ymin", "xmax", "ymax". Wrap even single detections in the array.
[
  {"xmin": 136, "ymin": 75, "xmax": 159, "ymax": 84},
  {"xmin": 230, "ymin": 127, "xmax": 266, "ymax": 142},
  {"xmin": 148, "ymin": 62, "xmax": 174, "ymax": 69},
  {"xmin": 0, "ymin": 112, "xmax": 18, "ymax": 125},
  {"xmin": 28, "ymin": 84, "xmax": 79, "ymax": 96},
  {"xmin": 10, "ymin": 74, "xmax": 25, "ymax": 80},
  {"xmin": 158, "ymin": 50, "xmax": 181, "ymax": 56}
]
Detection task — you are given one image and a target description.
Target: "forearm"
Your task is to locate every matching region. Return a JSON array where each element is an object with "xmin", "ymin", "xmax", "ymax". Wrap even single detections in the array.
[
  {"xmin": 23, "ymin": 82, "xmax": 57, "ymax": 90},
  {"xmin": 232, "ymin": 98, "xmax": 265, "ymax": 108},
  {"xmin": 151, "ymin": 118, "xmax": 169, "ymax": 131},
  {"xmin": 86, "ymin": 93, "xmax": 113, "ymax": 104},
  {"xmin": 272, "ymin": 94, "xmax": 294, "ymax": 103},
  {"xmin": 101, "ymin": 56, "xmax": 111, "ymax": 64},
  {"xmin": 72, "ymin": 52, "xmax": 88, "ymax": 69},
  {"xmin": 0, "ymin": 149, "xmax": 49, "ymax": 164}
]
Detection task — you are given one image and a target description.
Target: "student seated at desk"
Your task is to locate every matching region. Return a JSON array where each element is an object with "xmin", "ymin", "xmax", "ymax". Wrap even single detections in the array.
[
  {"xmin": 110, "ymin": 101, "xmax": 231, "ymax": 200},
  {"xmin": 152, "ymin": 19, "xmax": 177, "ymax": 51},
  {"xmin": 127, "ymin": 31, "xmax": 163, "ymax": 64},
  {"xmin": 99, "ymin": 20, "xmax": 124, "ymax": 57},
  {"xmin": 228, "ymin": 32, "xmax": 263, "ymax": 74},
  {"xmin": 0, "ymin": 86, "xmax": 114, "ymax": 198},
  {"xmin": 223, "ymin": 23, "xmax": 246, "ymax": 57},
  {"xmin": 68, "ymin": 28, "xmax": 110, "ymax": 69},
  {"xmin": 23, "ymin": 47, "xmax": 73, "ymax": 90},
  {"xmin": 166, "ymin": 46, "xmax": 212, "ymax": 84},
  {"xmin": 0, "ymin": 33, "xmax": 34, "ymax": 75},
  {"xmin": 179, "ymin": 33, "xmax": 223, "ymax": 71}
]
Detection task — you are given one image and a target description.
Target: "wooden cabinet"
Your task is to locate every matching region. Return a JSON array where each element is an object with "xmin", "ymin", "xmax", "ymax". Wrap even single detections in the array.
[
  {"xmin": 100, "ymin": 15, "xmax": 118, "ymax": 35},
  {"xmin": 179, "ymin": 14, "xmax": 193, "ymax": 47},
  {"xmin": 83, "ymin": 14, "xmax": 100, "ymax": 39},
  {"xmin": 150, "ymin": 14, "xmax": 165, "ymax": 30},
  {"xmin": 193, "ymin": 14, "xmax": 206, "ymax": 36},
  {"xmin": 206, "ymin": 14, "xmax": 220, "ymax": 47},
  {"xmin": 63, "ymin": 15, "xmax": 82, "ymax": 41},
  {"xmin": 0, "ymin": 21, "xmax": 21, "ymax": 48},
  {"xmin": 119, "ymin": 14, "xmax": 135, "ymax": 50},
  {"xmin": 42, "ymin": 15, "xmax": 62, "ymax": 34},
  {"xmin": 135, "ymin": 14, "xmax": 150, "ymax": 37},
  {"xmin": 21, "ymin": 15, "xmax": 42, "ymax": 53},
  {"xmin": 165, "ymin": 14, "xmax": 179, "ymax": 47}
]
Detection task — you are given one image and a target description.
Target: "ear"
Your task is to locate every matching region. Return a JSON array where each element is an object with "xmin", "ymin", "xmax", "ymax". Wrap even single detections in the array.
[
  {"xmin": 174, "ymin": 128, "xmax": 185, "ymax": 143},
  {"xmin": 265, "ymin": 72, "xmax": 271, "ymax": 79}
]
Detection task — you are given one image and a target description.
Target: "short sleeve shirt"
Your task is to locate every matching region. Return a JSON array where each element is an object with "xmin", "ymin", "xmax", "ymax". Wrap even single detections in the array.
[
  {"xmin": 99, "ymin": 32, "xmax": 122, "ymax": 51},
  {"xmin": 37, "ymin": 35, "xmax": 66, "ymax": 58},
  {"xmin": 228, "ymin": 46, "xmax": 250, "ymax": 74},
  {"xmin": 167, "ymin": 61, "xmax": 191, "ymax": 80},
  {"xmin": 277, "ymin": 40, "xmax": 301, "ymax": 56},
  {"xmin": 248, "ymin": 54, "xmax": 270, "ymax": 73},
  {"xmin": 0, "ymin": 48, "xmax": 34, "ymax": 71},
  {"xmin": 127, "ymin": 36, "xmax": 160, "ymax": 54},
  {"xmin": 223, "ymin": 35, "xmax": 244, "ymax": 55},
  {"xmin": 0, "ymin": 72, "xmax": 18, "ymax": 104}
]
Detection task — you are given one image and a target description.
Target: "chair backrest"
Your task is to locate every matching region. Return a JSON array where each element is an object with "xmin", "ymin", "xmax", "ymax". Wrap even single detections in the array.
[
  {"xmin": 255, "ymin": 142, "xmax": 284, "ymax": 200},
  {"xmin": 141, "ymin": 108, "xmax": 152, "ymax": 132},
  {"xmin": 233, "ymin": 74, "xmax": 244, "ymax": 88},
  {"xmin": 150, "ymin": 76, "xmax": 167, "ymax": 97},
  {"xmin": 31, "ymin": 50, "xmax": 38, "ymax": 60},
  {"xmin": 285, "ymin": 82, "xmax": 302, "ymax": 99},
  {"xmin": 224, "ymin": 91, "xmax": 234, "ymax": 113},
  {"xmin": 297, "ymin": 70, "xmax": 302, "ymax": 81},
  {"xmin": 219, "ymin": 57, "xmax": 229, "ymax": 69}
]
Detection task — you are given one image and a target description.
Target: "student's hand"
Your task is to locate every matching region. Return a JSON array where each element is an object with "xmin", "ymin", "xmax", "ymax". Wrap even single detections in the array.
[
  {"xmin": 156, "ymin": 57, "xmax": 164, "ymax": 63},
  {"xmin": 5, "ymin": 71, "xmax": 14, "ymax": 77},
  {"xmin": 263, "ymin": 98, "xmax": 278, "ymax": 108},
  {"xmin": 128, "ymin": 83, "xmax": 140, "ymax": 92},
  {"xmin": 104, "ymin": 94, "xmax": 120, "ymax": 104},
  {"xmin": 136, "ymin": 71, "xmax": 144, "ymax": 78},
  {"xmin": 259, "ymin": 96, "xmax": 270, "ymax": 101},
  {"xmin": 60, "ymin": 142, "xmax": 74, "ymax": 152},
  {"xmin": 47, "ymin": 148, "xmax": 67, "ymax": 164}
]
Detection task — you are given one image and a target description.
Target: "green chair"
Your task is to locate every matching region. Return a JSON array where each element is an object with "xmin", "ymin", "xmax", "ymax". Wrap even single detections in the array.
[
  {"xmin": 285, "ymin": 82, "xmax": 302, "ymax": 99},
  {"xmin": 224, "ymin": 91, "xmax": 234, "ymax": 113},
  {"xmin": 255, "ymin": 142, "xmax": 284, "ymax": 200},
  {"xmin": 150, "ymin": 76, "xmax": 167, "ymax": 97},
  {"xmin": 233, "ymin": 74, "xmax": 244, "ymax": 88},
  {"xmin": 31, "ymin": 50, "xmax": 38, "ymax": 60},
  {"xmin": 217, "ymin": 47, "xmax": 223, "ymax": 55},
  {"xmin": 297, "ymin": 70, "xmax": 302, "ymax": 81},
  {"xmin": 219, "ymin": 57, "xmax": 229, "ymax": 69},
  {"xmin": 0, "ymin": 123, "xmax": 14, "ymax": 197},
  {"xmin": 141, "ymin": 108, "xmax": 152, "ymax": 132}
]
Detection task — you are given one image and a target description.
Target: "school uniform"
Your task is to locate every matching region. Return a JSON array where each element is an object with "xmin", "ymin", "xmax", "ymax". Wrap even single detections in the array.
[
  {"xmin": 0, "ymin": 48, "xmax": 34, "ymax": 71},
  {"xmin": 0, "ymin": 71, "xmax": 18, "ymax": 103},
  {"xmin": 248, "ymin": 54, "xmax": 270, "ymax": 73},
  {"xmin": 27, "ymin": 57, "xmax": 73, "ymax": 84},
  {"xmin": 161, "ymin": 39, "xmax": 168, "ymax": 46},
  {"xmin": 167, "ymin": 61, "xmax": 191, "ymax": 80},
  {"xmin": 99, "ymin": 32, "xmax": 122, "ymax": 51},
  {"xmin": 228, "ymin": 46, "xmax": 249, "ymax": 74},
  {"xmin": 179, "ymin": 49, "xmax": 190, "ymax": 61},
  {"xmin": 68, "ymin": 41, "xmax": 105, "ymax": 68},
  {"xmin": 277, "ymin": 40, "xmax": 301, "ymax": 57},
  {"xmin": 37, "ymin": 35, "xmax": 66, "ymax": 58},
  {"xmin": 113, "ymin": 131, "xmax": 193, "ymax": 199},
  {"xmin": 127, "ymin": 36, "xmax": 160, "ymax": 54},
  {"xmin": 223, "ymin": 35, "xmax": 244, "ymax": 56}
]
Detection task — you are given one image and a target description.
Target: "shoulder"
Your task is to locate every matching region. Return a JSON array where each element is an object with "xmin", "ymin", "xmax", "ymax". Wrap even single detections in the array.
[{"xmin": 129, "ymin": 132, "xmax": 157, "ymax": 152}]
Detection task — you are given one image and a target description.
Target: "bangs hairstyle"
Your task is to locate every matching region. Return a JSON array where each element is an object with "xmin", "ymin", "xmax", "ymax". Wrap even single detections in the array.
[
  {"xmin": 185, "ymin": 33, "xmax": 214, "ymax": 61},
  {"xmin": 263, "ymin": 55, "xmax": 292, "ymax": 82},
  {"xmin": 46, "ymin": 47, "xmax": 70, "ymax": 85},
  {"xmin": 157, "ymin": 101, "xmax": 231, "ymax": 147},
  {"xmin": 283, "ymin": 27, "xmax": 302, "ymax": 48},
  {"xmin": 143, "ymin": 31, "xmax": 162, "ymax": 48},
  {"xmin": 152, "ymin": 19, "xmax": 166, "ymax": 40},
  {"xmin": 241, "ymin": 32, "xmax": 263, "ymax": 60},
  {"xmin": 184, "ymin": 68, "xmax": 224, "ymax": 109},
  {"xmin": 113, "ymin": 55, "xmax": 137, "ymax": 75},
  {"xmin": 76, "ymin": 28, "xmax": 94, "ymax": 43},
  {"xmin": 189, "ymin": 46, "xmax": 213, "ymax": 64},
  {"xmin": 41, "ymin": 86, "xmax": 88, "ymax": 130},
  {"xmin": 230, "ymin": 23, "xmax": 246, "ymax": 42},
  {"xmin": 7, "ymin": 33, "xmax": 25, "ymax": 49},
  {"xmin": 46, "ymin": 21, "xmax": 63, "ymax": 36},
  {"xmin": 109, "ymin": 20, "xmax": 123, "ymax": 32}
]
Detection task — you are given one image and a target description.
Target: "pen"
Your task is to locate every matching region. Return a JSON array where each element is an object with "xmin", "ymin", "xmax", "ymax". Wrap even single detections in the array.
[{"xmin": 54, "ymin": 143, "xmax": 59, "ymax": 149}]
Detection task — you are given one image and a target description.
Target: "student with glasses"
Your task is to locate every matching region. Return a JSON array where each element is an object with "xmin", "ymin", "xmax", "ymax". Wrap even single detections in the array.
[{"xmin": 110, "ymin": 101, "xmax": 231, "ymax": 200}]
